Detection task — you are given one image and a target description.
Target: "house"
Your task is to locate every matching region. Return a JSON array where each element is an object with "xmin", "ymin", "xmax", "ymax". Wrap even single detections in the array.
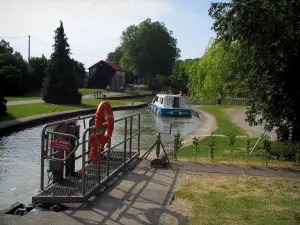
[{"xmin": 88, "ymin": 60, "xmax": 126, "ymax": 92}]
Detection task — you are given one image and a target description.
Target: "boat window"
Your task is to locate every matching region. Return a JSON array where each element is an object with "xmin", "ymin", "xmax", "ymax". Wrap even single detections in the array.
[
  {"xmin": 161, "ymin": 98, "xmax": 164, "ymax": 104},
  {"xmin": 173, "ymin": 97, "xmax": 180, "ymax": 108},
  {"xmin": 167, "ymin": 99, "xmax": 173, "ymax": 105},
  {"xmin": 155, "ymin": 97, "xmax": 158, "ymax": 102}
]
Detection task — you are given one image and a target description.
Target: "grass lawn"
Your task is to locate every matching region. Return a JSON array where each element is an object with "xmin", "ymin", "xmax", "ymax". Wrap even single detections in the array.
[
  {"xmin": 172, "ymin": 173, "xmax": 300, "ymax": 225},
  {"xmin": 0, "ymin": 98, "xmax": 147, "ymax": 122},
  {"xmin": 176, "ymin": 136, "xmax": 298, "ymax": 168},
  {"xmin": 200, "ymin": 105, "xmax": 246, "ymax": 135},
  {"xmin": 5, "ymin": 88, "xmax": 106, "ymax": 101}
]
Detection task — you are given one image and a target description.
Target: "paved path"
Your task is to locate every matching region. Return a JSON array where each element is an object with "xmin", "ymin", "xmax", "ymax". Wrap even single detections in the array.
[
  {"xmin": 6, "ymin": 92, "xmax": 119, "ymax": 106},
  {"xmin": 226, "ymin": 108, "xmax": 277, "ymax": 139},
  {"xmin": 1, "ymin": 159, "xmax": 184, "ymax": 225},
  {"xmin": 183, "ymin": 105, "xmax": 216, "ymax": 146},
  {"xmin": 2, "ymin": 159, "xmax": 300, "ymax": 225}
]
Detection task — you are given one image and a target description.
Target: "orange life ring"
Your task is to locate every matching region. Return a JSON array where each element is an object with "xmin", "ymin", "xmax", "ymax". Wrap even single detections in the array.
[{"xmin": 88, "ymin": 101, "xmax": 114, "ymax": 165}]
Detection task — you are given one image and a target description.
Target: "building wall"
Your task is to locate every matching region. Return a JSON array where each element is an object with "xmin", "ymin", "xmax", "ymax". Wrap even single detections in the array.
[{"xmin": 110, "ymin": 71, "xmax": 126, "ymax": 91}]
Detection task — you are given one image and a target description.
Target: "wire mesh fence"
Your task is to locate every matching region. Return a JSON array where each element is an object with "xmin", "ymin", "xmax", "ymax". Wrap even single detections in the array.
[{"xmin": 161, "ymin": 134, "xmax": 300, "ymax": 169}]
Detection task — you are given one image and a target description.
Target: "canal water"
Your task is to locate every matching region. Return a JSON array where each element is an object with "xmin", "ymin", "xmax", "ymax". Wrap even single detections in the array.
[{"xmin": 0, "ymin": 107, "xmax": 200, "ymax": 210}]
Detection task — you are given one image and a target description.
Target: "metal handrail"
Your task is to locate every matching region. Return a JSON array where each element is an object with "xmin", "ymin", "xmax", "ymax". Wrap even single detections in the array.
[{"xmin": 45, "ymin": 132, "xmax": 79, "ymax": 162}]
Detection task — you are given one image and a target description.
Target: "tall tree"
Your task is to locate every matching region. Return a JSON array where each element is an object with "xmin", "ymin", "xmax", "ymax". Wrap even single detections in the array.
[
  {"xmin": 72, "ymin": 59, "xmax": 86, "ymax": 88},
  {"xmin": 106, "ymin": 46, "xmax": 123, "ymax": 65},
  {"xmin": 0, "ymin": 52, "xmax": 29, "ymax": 95},
  {"xmin": 120, "ymin": 18, "xmax": 180, "ymax": 88},
  {"xmin": 28, "ymin": 55, "xmax": 48, "ymax": 90},
  {"xmin": 42, "ymin": 21, "xmax": 82, "ymax": 104},
  {"xmin": 0, "ymin": 40, "xmax": 13, "ymax": 54},
  {"xmin": 187, "ymin": 40, "xmax": 240, "ymax": 101},
  {"xmin": 209, "ymin": 0, "xmax": 300, "ymax": 141}
]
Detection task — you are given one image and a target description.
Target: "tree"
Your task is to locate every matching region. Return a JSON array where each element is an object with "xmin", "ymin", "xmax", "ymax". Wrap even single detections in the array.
[
  {"xmin": 209, "ymin": 0, "xmax": 300, "ymax": 141},
  {"xmin": 0, "ymin": 53, "xmax": 29, "ymax": 95},
  {"xmin": 106, "ymin": 46, "xmax": 123, "ymax": 65},
  {"xmin": 120, "ymin": 18, "xmax": 180, "ymax": 88},
  {"xmin": 187, "ymin": 39, "xmax": 240, "ymax": 101},
  {"xmin": 28, "ymin": 55, "xmax": 48, "ymax": 90},
  {"xmin": 42, "ymin": 21, "xmax": 82, "ymax": 104},
  {"xmin": 72, "ymin": 59, "xmax": 86, "ymax": 88},
  {"xmin": 0, "ymin": 40, "xmax": 13, "ymax": 54}
]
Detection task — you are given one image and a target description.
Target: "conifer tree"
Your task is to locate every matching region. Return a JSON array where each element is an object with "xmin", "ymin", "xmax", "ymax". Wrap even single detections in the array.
[{"xmin": 42, "ymin": 21, "xmax": 82, "ymax": 104}]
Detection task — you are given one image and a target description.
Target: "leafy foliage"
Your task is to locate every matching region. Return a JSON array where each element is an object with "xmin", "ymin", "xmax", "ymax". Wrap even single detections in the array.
[
  {"xmin": 42, "ymin": 21, "xmax": 82, "ymax": 104},
  {"xmin": 119, "ymin": 18, "xmax": 180, "ymax": 88},
  {"xmin": 192, "ymin": 136, "xmax": 200, "ymax": 162},
  {"xmin": 207, "ymin": 132, "xmax": 216, "ymax": 162},
  {"xmin": 173, "ymin": 131, "xmax": 183, "ymax": 160},
  {"xmin": 28, "ymin": 55, "xmax": 48, "ymax": 91},
  {"xmin": 187, "ymin": 39, "xmax": 242, "ymax": 101},
  {"xmin": 209, "ymin": 0, "xmax": 300, "ymax": 142},
  {"xmin": 106, "ymin": 46, "xmax": 122, "ymax": 65}
]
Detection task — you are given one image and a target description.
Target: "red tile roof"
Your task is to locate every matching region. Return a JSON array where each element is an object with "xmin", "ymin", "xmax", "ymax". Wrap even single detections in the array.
[{"xmin": 103, "ymin": 61, "xmax": 126, "ymax": 72}]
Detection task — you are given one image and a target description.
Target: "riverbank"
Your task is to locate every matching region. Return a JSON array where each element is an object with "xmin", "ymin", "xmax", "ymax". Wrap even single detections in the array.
[
  {"xmin": 2, "ymin": 104, "xmax": 300, "ymax": 224},
  {"xmin": 0, "ymin": 102, "xmax": 148, "ymax": 136}
]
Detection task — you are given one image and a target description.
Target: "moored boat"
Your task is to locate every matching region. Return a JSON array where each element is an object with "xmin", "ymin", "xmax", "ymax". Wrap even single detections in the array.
[{"xmin": 150, "ymin": 94, "xmax": 192, "ymax": 117}]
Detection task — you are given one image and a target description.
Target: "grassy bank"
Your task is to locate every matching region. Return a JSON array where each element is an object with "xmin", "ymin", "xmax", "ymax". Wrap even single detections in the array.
[
  {"xmin": 200, "ymin": 105, "xmax": 246, "ymax": 135},
  {"xmin": 5, "ymin": 88, "xmax": 105, "ymax": 101},
  {"xmin": 176, "ymin": 136, "xmax": 298, "ymax": 168},
  {"xmin": 173, "ymin": 173, "xmax": 300, "ymax": 225},
  {"xmin": 176, "ymin": 104, "xmax": 298, "ymax": 168},
  {"xmin": 0, "ymin": 98, "xmax": 148, "ymax": 122}
]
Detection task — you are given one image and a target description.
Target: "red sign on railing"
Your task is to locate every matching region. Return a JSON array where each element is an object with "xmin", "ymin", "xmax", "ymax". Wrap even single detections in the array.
[{"xmin": 50, "ymin": 139, "xmax": 71, "ymax": 151}]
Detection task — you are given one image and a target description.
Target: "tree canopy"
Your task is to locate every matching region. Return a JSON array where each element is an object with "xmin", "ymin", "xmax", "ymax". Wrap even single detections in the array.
[
  {"xmin": 209, "ymin": 0, "xmax": 300, "ymax": 141},
  {"xmin": 187, "ymin": 39, "xmax": 241, "ymax": 101},
  {"xmin": 106, "ymin": 46, "xmax": 123, "ymax": 65},
  {"xmin": 119, "ymin": 18, "xmax": 180, "ymax": 88},
  {"xmin": 42, "ymin": 21, "xmax": 82, "ymax": 104}
]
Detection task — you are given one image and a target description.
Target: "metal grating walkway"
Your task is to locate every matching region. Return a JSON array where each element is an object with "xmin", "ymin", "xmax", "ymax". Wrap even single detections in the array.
[{"xmin": 32, "ymin": 151, "xmax": 139, "ymax": 204}]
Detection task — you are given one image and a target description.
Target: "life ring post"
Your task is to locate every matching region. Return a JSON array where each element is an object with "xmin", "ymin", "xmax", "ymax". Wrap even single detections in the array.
[{"xmin": 88, "ymin": 101, "xmax": 114, "ymax": 165}]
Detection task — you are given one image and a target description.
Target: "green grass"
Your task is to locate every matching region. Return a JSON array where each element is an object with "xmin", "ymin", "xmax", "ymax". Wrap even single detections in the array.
[
  {"xmin": 176, "ymin": 136, "xmax": 298, "ymax": 168},
  {"xmin": 174, "ymin": 174, "xmax": 300, "ymax": 225},
  {"xmin": 0, "ymin": 98, "xmax": 147, "ymax": 122},
  {"xmin": 78, "ymin": 88, "xmax": 106, "ymax": 96},
  {"xmin": 200, "ymin": 105, "xmax": 246, "ymax": 135}
]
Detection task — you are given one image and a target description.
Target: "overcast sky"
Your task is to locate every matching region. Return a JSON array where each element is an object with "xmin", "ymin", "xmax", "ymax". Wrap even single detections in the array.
[{"xmin": 0, "ymin": 0, "xmax": 224, "ymax": 69}]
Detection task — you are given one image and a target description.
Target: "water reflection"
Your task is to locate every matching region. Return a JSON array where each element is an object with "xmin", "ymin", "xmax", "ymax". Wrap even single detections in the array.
[{"xmin": 0, "ymin": 107, "xmax": 200, "ymax": 210}]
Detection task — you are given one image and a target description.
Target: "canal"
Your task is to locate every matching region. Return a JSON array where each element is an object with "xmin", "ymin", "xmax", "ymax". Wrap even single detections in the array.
[{"xmin": 0, "ymin": 107, "xmax": 200, "ymax": 210}]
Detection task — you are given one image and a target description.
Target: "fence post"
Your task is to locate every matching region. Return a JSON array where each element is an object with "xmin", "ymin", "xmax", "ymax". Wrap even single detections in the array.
[
  {"xmin": 129, "ymin": 116, "xmax": 133, "ymax": 158},
  {"xmin": 124, "ymin": 118, "xmax": 128, "ymax": 163},
  {"xmin": 138, "ymin": 114, "xmax": 141, "ymax": 154}
]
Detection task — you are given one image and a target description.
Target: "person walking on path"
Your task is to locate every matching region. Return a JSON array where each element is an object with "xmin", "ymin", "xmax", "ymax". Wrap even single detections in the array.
[
  {"xmin": 107, "ymin": 85, "xmax": 110, "ymax": 93},
  {"xmin": 217, "ymin": 91, "xmax": 222, "ymax": 106}
]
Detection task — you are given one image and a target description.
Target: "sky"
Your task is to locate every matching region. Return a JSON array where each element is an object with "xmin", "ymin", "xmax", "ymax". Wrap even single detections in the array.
[{"xmin": 0, "ymin": 0, "xmax": 223, "ymax": 69}]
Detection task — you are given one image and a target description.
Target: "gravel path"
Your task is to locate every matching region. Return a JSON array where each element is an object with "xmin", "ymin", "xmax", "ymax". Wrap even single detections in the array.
[{"xmin": 226, "ymin": 108, "xmax": 277, "ymax": 139}]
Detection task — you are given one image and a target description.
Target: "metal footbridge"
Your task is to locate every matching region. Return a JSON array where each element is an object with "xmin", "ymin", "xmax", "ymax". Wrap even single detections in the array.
[{"xmin": 32, "ymin": 113, "xmax": 141, "ymax": 204}]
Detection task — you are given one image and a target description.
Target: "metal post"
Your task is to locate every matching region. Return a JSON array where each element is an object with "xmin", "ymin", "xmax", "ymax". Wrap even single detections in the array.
[
  {"xmin": 96, "ymin": 141, "xmax": 101, "ymax": 185},
  {"xmin": 156, "ymin": 133, "xmax": 161, "ymax": 157},
  {"xmin": 129, "ymin": 116, "xmax": 133, "ymax": 158},
  {"xmin": 124, "ymin": 118, "xmax": 128, "ymax": 163},
  {"xmin": 82, "ymin": 129, "xmax": 87, "ymax": 196},
  {"xmin": 28, "ymin": 35, "xmax": 31, "ymax": 61},
  {"xmin": 40, "ymin": 127, "xmax": 46, "ymax": 190},
  {"xmin": 138, "ymin": 114, "xmax": 141, "ymax": 154},
  {"xmin": 107, "ymin": 144, "xmax": 110, "ymax": 177}
]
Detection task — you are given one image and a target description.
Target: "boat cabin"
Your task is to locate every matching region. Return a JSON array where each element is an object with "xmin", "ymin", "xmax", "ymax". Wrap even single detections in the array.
[{"xmin": 152, "ymin": 94, "xmax": 188, "ymax": 109}]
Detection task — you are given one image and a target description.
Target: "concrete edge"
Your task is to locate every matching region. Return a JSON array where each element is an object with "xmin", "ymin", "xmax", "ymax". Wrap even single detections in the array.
[
  {"xmin": 0, "ymin": 103, "xmax": 148, "ymax": 137},
  {"xmin": 183, "ymin": 105, "xmax": 217, "ymax": 146},
  {"xmin": 96, "ymin": 93, "xmax": 155, "ymax": 100}
]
